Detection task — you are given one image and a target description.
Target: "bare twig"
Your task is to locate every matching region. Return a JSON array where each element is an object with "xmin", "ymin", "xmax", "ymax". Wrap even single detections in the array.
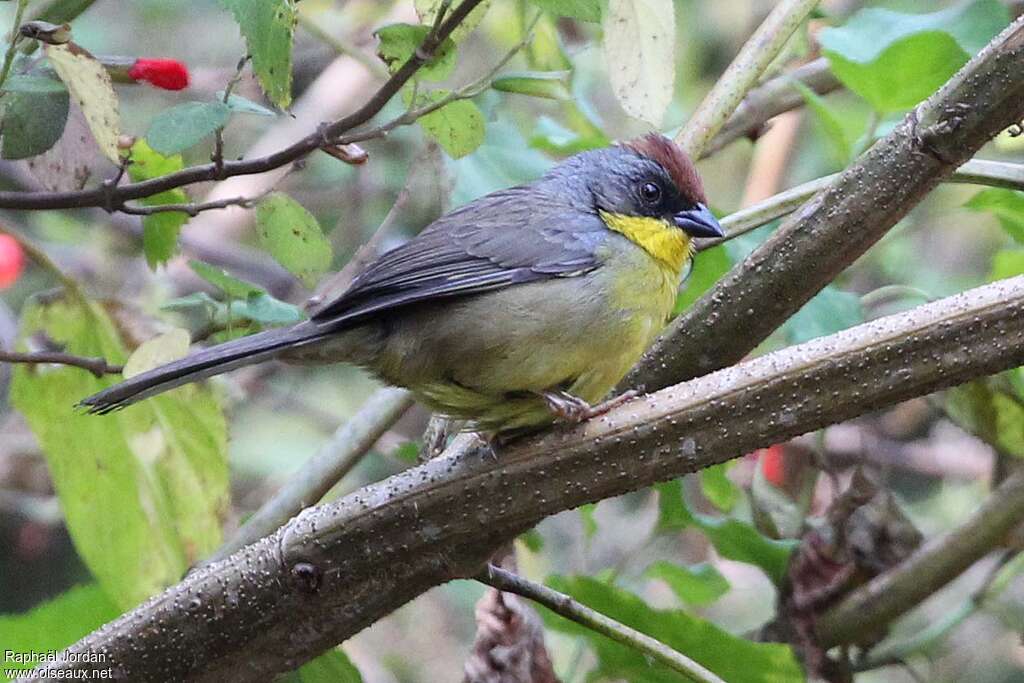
[
  {"xmin": 817, "ymin": 471, "xmax": 1024, "ymax": 647},
  {"xmin": 212, "ymin": 56, "xmax": 251, "ymax": 176},
  {"xmin": 479, "ymin": 565, "xmax": 726, "ymax": 683},
  {"xmin": 32, "ymin": 275, "xmax": 1024, "ymax": 682},
  {"xmin": 0, "ymin": 0, "xmax": 487, "ymax": 212},
  {"xmin": 675, "ymin": 0, "xmax": 821, "ymax": 158},
  {"xmin": 0, "ymin": 350, "xmax": 122, "ymax": 377},
  {"xmin": 120, "ymin": 195, "xmax": 259, "ymax": 218}
]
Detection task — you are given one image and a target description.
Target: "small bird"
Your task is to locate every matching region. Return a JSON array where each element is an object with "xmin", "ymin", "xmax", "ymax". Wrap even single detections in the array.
[{"xmin": 82, "ymin": 134, "xmax": 723, "ymax": 431}]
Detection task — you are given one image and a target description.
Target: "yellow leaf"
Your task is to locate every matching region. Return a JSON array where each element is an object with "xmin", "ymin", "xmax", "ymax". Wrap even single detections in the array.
[
  {"xmin": 45, "ymin": 42, "xmax": 121, "ymax": 163},
  {"xmin": 123, "ymin": 329, "xmax": 191, "ymax": 378},
  {"xmin": 602, "ymin": 0, "xmax": 676, "ymax": 126}
]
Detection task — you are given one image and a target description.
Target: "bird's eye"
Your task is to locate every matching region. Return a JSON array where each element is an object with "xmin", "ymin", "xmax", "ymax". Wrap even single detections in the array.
[{"xmin": 639, "ymin": 181, "xmax": 661, "ymax": 203}]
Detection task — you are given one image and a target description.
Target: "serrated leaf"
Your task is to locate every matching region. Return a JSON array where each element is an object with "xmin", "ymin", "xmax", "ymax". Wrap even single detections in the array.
[
  {"xmin": 44, "ymin": 42, "xmax": 121, "ymax": 162},
  {"xmin": 127, "ymin": 140, "xmax": 189, "ymax": 267},
  {"xmin": 255, "ymin": 192, "xmax": 332, "ymax": 288},
  {"xmin": 10, "ymin": 294, "xmax": 228, "ymax": 608},
  {"xmin": 528, "ymin": 0, "xmax": 601, "ymax": 22},
  {"xmin": 819, "ymin": 0, "xmax": 1008, "ymax": 112},
  {"xmin": 219, "ymin": 0, "xmax": 296, "ymax": 107},
  {"xmin": 408, "ymin": 89, "xmax": 485, "ymax": 158},
  {"xmin": 646, "ymin": 560, "xmax": 730, "ymax": 607},
  {"xmin": 3, "ymin": 74, "xmax": 67, "ymax": 93},
  {"xmin": 784, "ymin": 285, "xmax": 863, "ymax": 345},
  {"xmin": 146, "ymin": 101, "xmax": 231, "ymax": 156},
  {"xmin": 0, "ymin": 584, "xmax": 121, "ymax": 678},
  {"xmin": 375, "ymin": 23, "xmax": 456, "ymax": 82},
  {"xmin": 656, "ymin": 481, "xmax": 796, "ymax": 584},
  {"xmin": 189, "ymin": 259, "xmax": 265, "ymax": 298},
  {"xmin": 602, "ymin": 0, "xmax": 675, "ymax": 126},
  {"xmin": 542, "ymin": 575, "xmax": 803, "ymax": 683},
  {"xmin": 414, "ymin": 0, "xmax": 491, "ymax": 43},
  {"xmin": 217, "ymin": 91, "xmax": 278, "ymax": 117},
  {"xmin": 965, "ymin": 188, "xmax": 1024, "ymax": 243},
  {"xmin": 1, "ymin": 89, "xmax": 69, "ymax": 160},
  {"xmin": 281, "ymin": 647, "xmax": 363, "ymax": 683},
  {"xmin": 492, "ymin": 70, "xmax": 571, "ymax": 100}
]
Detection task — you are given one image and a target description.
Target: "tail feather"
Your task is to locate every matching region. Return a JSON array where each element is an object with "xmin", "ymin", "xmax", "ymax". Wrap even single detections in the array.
[{"xmin": 80, "ymin": 323, "xmax": 329, "ymax": 414}]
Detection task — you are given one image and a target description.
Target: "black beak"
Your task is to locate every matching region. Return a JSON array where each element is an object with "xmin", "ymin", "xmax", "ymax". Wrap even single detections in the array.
[{"xmin": 673, "ymin": 204, "xmax": 725, "ymax": 239}]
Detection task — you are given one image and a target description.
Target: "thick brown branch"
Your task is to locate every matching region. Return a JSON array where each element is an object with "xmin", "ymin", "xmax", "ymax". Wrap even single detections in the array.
[
  {"xmin": 625, "ymin": 15, "xmax": 1024, "ymax": 393},
  {"xmin": 33, "ymin": 276, "xmax": 1024, "ymax": 682},
  {"xmin": 0, "ymin": 0, "xmax": 486, "ymax": 211}
]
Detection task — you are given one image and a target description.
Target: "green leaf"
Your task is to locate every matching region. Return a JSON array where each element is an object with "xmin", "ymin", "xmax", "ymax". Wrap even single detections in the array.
[
  {"xmin": 230, "ymin": 293, "xmax": 305, "ymax": 325},
  {"xmin": 414, "ymin": 0, "xmax": 492, "ymax": 43},
  {"xmin": 674, "ymin": 243, "xmax": 730, "ymax": 314},
  {"xmin": 602, "ymin": 0, "xmax": 676, "ymax": 126},
  {"xmin": 2, "ymin": 74, "xmax": 67, "ymax": 93},
  {"xmin": 409, "ymin": 89, "xmax": 485, "ymax": 159},
  {"xmin": 819, "ymin": 0, "xmax": 1008, "ymax": 112},
  {"xmin": 255, "ymin": 192, "xmax": 332, "ymax": 288},
  {"xmin": 145, "ymin": 101, "xmax": 231, "ymax": 156},
  {"xmin": 783, "ymin": 285, "xmax": 863, "ymax": 345},
  {"xmin": 527, "ymin": 13, "xmax": 572, "ymax": 71},
  {"xmin": 656, "ymin": 481, "xmax": 796, "ymax": 584},
  {"xmin": 492, "ymin": 70, "xmax": 571, "ymax": 100},
  {"xmin": 219, "ymin": 0, "xmax": 296, "ymax": 107},
  {"xmin": 375, "ymin": 23, "xmax": 456, "ymax": 82},
  {"xmin": 217, "ymin": 91, "xmax": 278, "ymax": 117},
  {"xmin": 190, "ymin": 259, "xmax": 265, "ymax": 298},
  {"xmin": 528, "ymin": 0, "xmax": 601, "ymax": 22},
  {"xmin": 645, "ymin": 560, "xmax": 730, "ymax": 608},
  {"xmin": 700, "ymin": 462, "xmax": 739, "ymax": 513},
  {"xmin": 946, "ymin": 380, "xmax": 1024, "ymax": 458},
  {"xmin": 519, "ymin": 528, "xmax": 545, "ymax": 552},
  {"xmin": 543, "ymin": 575, "xmax": 803, "ymax": 683},
  {"xmin": 122, "ymin": 329, "xmax": 191, "ymax": 378},
  {"xmin": 0, "ymin": 584, "xmax": 121, "ymax": 678},
  {"xmin": 579, "ymin": 502, "xmax": 598, "ymax": 539},
  {"xmin": 281, "ymin": 647, "xmax": 363, "ymax": 683},
  {"xmin": 991, "ymin": 249, "xmax": 1024, "ymax": 281},
  {"xmin": 791, "ymin": 81, "xmax": 851, "ymax": 165},
  {"xmin": 127, "ymin": 140, "xmax": 190, "ymax": 267},
  {"xmin": 1, "ymin": 89, "xmax": 69, "ymax": 160},
  {"xmin": 965, "ymin": 188, "xmax": 1024, "ymax": 243},
  {"xmin": 10, "ymin": 294, "xmax": 228, "ymax": 608}
]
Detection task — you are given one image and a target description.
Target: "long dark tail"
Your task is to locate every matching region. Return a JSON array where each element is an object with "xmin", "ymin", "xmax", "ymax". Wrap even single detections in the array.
[{"xmin": 80, "ymin": 322, "xmax": 331, "ymax": 414}]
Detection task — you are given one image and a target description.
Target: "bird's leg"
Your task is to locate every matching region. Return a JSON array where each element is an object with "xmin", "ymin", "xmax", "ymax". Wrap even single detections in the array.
[{"xmin": 540, "ymin": 389, "xmax": 638, "ymax": 424}]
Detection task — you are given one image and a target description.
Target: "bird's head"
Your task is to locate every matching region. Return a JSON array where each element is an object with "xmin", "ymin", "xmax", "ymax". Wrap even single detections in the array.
[{"xmin": 545, "ymin": 133, "xmax": 723, "ymax": 272}]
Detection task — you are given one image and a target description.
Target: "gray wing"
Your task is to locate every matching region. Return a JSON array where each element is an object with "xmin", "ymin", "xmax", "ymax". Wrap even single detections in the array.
[{"xmin": 311, "ymin": 185, "xmax": 608, "ymax": 327}]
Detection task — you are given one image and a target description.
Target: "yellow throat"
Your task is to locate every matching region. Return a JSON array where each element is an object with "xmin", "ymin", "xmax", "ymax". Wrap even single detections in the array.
[{"xmin": 599, "ymin": 210, "xmax": 693, "ymax": 273}]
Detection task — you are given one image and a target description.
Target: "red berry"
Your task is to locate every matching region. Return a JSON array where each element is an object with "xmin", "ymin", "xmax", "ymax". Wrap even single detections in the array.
[
  {"xmin": 757, "ymin": 444, "xmax": 787, "ymax": 488},
  {"xmin": 0, "ymin": 233, "xmax": 24, "ymax": 288},
  {"xmin": 128, "ymin": 58, "xmax": 189, "ymax": 91}
]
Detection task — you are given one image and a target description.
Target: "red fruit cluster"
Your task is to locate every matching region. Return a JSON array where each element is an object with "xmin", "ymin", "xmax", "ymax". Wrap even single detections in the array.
[
  {"xmin": 128, "ymin": 58, "xmax": 189, "ymax": 91},
  {"xmin": 0, "ymin": 234, "xmax": 24, "ymax": 289}
]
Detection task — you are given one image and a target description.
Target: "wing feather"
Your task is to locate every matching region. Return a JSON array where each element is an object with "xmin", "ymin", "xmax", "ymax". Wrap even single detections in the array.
[{"xmin": 311, "ymin": 186, "xmax": 607, "ymax": 327}]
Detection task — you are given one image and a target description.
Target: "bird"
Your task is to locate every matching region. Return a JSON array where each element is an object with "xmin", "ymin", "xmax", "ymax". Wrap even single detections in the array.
[{"xmin": 81, "ymin": 133, "xmax": 724, "ymax": 432}]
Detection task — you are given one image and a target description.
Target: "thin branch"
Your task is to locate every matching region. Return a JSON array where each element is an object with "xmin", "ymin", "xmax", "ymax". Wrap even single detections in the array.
[
  {"xmin": 119, "ymin": 195, "xmax": 258, "ymax": 218},
  {"xmin": 702, "ymin": 57, "xmax": 841, "ymax": 159},
  {"xmin": 700, "ymin": 158, "xmax": 1024, "ymax": 251},
  {"xmin": 34, "ymin": 275, "xmax": 1024, "ymax": 682},
  {"xmin": 479, "ymin": 565, "xmax": 726, "ymax": 683},
  {"xmin": 207, "ymin": 387, "xmax": 414, "ymax": 564},
  {"xmin": 212, "ymin": 56, "xmax": 251, "ymax": 175},
  {"xmin": 817, "ymin": 471, "xmax": 1024, "ymax": 647},
  {"xmin": 675, "ymin": 0, "xmax": 821, "ymax": 158},
  {"xmin": 0, "ymin": 0, "xmax": 487, "ymax": 212},
  {"xmin": 0, "ymin": 349, "xmax": 122, "ymax": 377},
  {"xmin": 625, "ymin": 15, "xmax": 1024, "ymax": 393},
  {"xmin": 0, "ymin": 0, "xmax": 29, "ymax": 90}
]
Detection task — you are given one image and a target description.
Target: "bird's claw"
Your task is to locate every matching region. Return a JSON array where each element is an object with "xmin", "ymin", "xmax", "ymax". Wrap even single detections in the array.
[{"xmin": 541, "ymin": 389, "xmax": 638, "ymax": 424}]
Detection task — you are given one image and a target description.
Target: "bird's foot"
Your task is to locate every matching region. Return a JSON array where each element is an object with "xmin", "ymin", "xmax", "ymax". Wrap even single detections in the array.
[{"xmin": 540, "ymin": 390, "xmax": 638, "ymax": 424}]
